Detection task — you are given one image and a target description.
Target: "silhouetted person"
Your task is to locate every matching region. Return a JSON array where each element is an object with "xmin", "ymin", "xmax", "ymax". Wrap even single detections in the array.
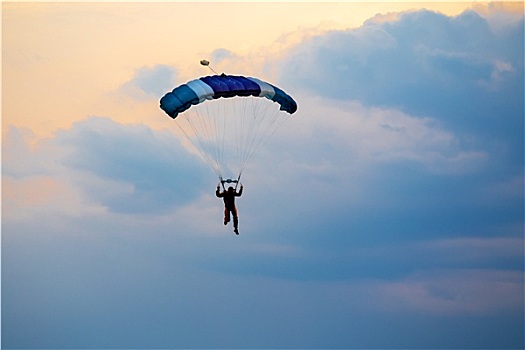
[{"xmin": 216, "ymin": 182, "xmax": 243, "ymax": 235}]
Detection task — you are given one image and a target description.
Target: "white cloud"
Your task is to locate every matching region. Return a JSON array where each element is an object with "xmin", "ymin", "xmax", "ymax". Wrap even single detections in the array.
[{"xmin": 273, "ymin": 93, "xmax": 488, "ymax": 176}]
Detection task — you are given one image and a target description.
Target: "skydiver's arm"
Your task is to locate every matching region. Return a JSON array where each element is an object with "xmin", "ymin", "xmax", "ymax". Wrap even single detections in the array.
[
  {"xmin": 236, "ymin": 185, "xmax": 243, "ymax": 197},
  {"xmin": 216, "ymin": 185, "xmax": 223, "ymax": 197}
]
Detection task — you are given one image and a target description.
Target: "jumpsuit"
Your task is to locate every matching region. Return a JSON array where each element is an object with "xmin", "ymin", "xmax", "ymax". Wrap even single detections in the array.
[{"xmin": 216, "ymin": 186, "xmax": 243, "ymax": 233}]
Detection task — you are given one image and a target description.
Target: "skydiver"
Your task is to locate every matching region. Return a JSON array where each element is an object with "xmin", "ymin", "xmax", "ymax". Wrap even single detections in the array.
[{"xmin": 216, "ymin": 182, "xmax": 243, "ymax": 235}]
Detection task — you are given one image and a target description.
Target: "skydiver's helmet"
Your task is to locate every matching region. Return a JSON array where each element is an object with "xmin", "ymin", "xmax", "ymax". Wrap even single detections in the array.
[{"xmin": 228, "ymin": 187, "xmax": 234, "ymax": 193}]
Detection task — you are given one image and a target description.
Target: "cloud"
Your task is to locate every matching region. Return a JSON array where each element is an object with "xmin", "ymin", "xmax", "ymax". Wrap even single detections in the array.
[
  {"xmin": 472, "ymin": 2, "xmax": 525, "ymax": 33},
  {"xmin": 375, "ymin": 269, "xmax": 524, "ymax": 315},
  {"xmin": 279, "ymin": 9, "xmax": 523, "ymax": 149},
  {"xmin": 210, "ymin": 48, "xmax": 236, "ymax": 63},
  {"xmin": 271, "ymin": 95, "xmax": 489, "ymax": 175},
  {"xmin": 3, "ymin": 217, "xmax": 522, "ymax": 349},
  {"xmin": 2, "ymin": 126, "xmax": 55, "ymax": 178},
  {"xmin": 121, "ymin": 64, "xmax": 177, "ymax": 99},
  {"xmin": 3, "ymin": 117, "xmax": 209, "ymax": 215},
  {"xmin": 252, "ymin": 7, "xmax": 524, "ymax": 253},
  {"xmin": 60, "ymin": 117, "xmax": 212, "ymax": 214}
]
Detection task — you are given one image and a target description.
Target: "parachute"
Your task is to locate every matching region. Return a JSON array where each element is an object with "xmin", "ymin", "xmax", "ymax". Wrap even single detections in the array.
[{"xmin": 160, "ymin": 74, "xmax": 297, "ymax": 181}]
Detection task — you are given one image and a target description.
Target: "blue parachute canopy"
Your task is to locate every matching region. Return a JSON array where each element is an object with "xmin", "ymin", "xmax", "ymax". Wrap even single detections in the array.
[{"xmin": 160, "ymin": 74, "xmax": 297, "ymax": 119}]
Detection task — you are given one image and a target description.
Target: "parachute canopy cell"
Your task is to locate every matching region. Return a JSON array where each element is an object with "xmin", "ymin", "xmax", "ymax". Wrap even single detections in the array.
[{"xmin": 159, "ymin": 74, "xmax": 298, "ymax": 119}]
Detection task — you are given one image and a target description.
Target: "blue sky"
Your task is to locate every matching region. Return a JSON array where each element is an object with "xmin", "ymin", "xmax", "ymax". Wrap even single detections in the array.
[{"xmin": 2, "ymin": 2, "xmax": 524, "ymax": 349}]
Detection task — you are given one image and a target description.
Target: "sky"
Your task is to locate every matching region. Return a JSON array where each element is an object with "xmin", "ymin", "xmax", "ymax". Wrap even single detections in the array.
[{"xmin": 2, "ymin": 1, "xmax": 524, "ymax": 349}]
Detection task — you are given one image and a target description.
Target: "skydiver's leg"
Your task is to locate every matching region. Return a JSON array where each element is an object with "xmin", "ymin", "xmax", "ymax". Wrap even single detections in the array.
[
  {"xmin": 232, "ymin": 207, "xmax": 239, "ymax": 234},
  {"xmin": 224, "ymin": 208, "xmax": 230, "ymax": 225}
]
